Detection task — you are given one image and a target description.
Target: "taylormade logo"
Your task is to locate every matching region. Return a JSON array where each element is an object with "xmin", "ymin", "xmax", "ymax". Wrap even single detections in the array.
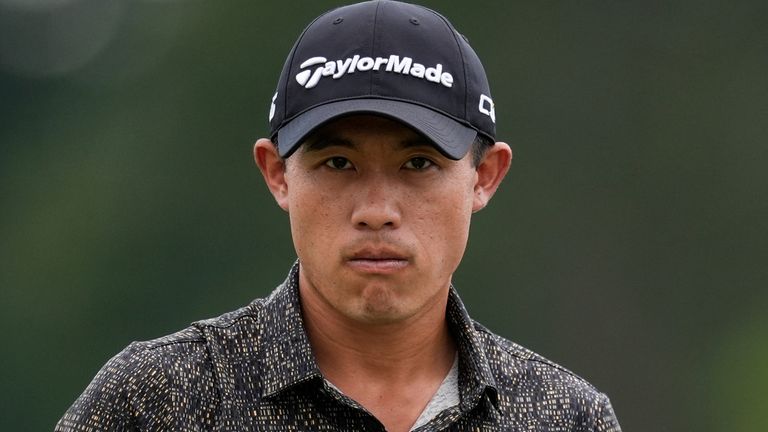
[{"xmin": 295, "ymin": 54, "xmax": 454, "ymax": 89}]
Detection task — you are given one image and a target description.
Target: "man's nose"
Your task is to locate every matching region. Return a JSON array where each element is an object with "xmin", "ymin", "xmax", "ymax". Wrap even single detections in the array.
[{"xmin": 350, "ymin": 180, "xmax": 402, "ymax": 230}]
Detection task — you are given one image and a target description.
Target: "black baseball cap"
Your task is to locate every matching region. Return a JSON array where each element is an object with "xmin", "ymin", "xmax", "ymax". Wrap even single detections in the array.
[{"xmin": 268, "ymin": 0, "xmax": 496, "ymax": 160}]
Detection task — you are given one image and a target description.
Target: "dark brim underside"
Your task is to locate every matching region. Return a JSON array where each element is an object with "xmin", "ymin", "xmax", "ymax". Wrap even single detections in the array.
[{"xmin": 276, "ymin": 99, "xmax": 478, "ymax": 160}]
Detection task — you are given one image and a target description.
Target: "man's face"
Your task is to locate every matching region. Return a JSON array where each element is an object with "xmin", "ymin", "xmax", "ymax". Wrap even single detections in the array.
[
  {"xmin": 278, "ymin": 115, "xmax": 480, "ymax": 325},
  {"xmin": 258, "ymin": 115, "xmax": 508, "ymax": 326}
]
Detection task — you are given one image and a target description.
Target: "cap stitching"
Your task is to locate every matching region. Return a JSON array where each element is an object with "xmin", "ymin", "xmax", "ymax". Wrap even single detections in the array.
[
  {"xmin": 433, "ymin": 12, "xmax": 470, "ymax": 124},
  {"xmin": 368, "ymin": 0, "xmax": 383, "ymax": 94}
]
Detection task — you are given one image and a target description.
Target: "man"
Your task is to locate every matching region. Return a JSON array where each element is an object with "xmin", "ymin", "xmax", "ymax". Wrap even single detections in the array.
[{"xmin": 57, "ymin": 1, "xmax": 621, "ymax": 431}]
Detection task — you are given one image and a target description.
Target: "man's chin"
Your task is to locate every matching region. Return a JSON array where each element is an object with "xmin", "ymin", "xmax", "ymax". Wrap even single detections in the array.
[{"xmin": 350, "ymin": 290, "xmax": 412, "ymax": 325}]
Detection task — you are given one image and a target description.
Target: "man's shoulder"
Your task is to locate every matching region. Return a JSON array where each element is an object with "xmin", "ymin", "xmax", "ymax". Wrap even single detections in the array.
[
  {"xmin": 55, "ymin": 303, "xmax": 266, "ymax": 432},
  {"xmin": 466, "ymin": 321, "xmax": 622, "ymax": 431},
  {"xmin": 127, "ymin": 300, "xmax": 265, "ymax": 360},
  {"xmin": 73, "ymin": 301, "xmax": 267, "ymax": 403},
  {"xmin": 102, "ymin": 299, "xmax": 262, "ymax": 374},
  {"xmin": 471, "ymin": 320, "xmax": 603, "ymax": 396}
]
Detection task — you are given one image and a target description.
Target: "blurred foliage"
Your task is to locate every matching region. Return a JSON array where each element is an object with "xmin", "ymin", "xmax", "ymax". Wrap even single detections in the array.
[{"xmin": 1, "ymin": 0, "xmax": 766, "ymax": 430}]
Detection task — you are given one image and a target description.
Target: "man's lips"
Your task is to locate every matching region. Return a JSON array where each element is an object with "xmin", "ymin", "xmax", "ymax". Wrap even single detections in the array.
[{"xmin": 345, "ymin": 247, "xmax": 410, "ymax": 273}]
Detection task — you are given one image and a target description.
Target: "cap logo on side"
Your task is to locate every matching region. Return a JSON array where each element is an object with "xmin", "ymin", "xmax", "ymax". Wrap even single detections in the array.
[
  {"xmin": 295, "ymin": 54, "xmax": 454, "ymax": 89},
  {"xmin": 479, "ymin": 94, "xmax": 496, "ymax": 123},
  {"xmin": 268, "ymin": 92, "xmax": 278, "ymax": 121}
]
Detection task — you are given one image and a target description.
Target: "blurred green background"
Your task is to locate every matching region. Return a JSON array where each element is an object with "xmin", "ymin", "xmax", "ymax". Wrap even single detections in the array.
[{"xmin": 1, "ymin": 0, "xmax": 766, "ymax": 430}]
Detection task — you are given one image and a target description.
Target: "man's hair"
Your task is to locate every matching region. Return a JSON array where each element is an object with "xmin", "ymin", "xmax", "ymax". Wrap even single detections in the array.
[{"xmin": 470, "ymin": 134, "xmax": 493, "ymax": 167}]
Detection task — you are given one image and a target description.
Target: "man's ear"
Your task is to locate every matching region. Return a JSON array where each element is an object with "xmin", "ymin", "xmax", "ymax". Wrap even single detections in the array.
[
  {"xmin": 472, "ymin": 142, "xmax": 513, "ymax": 213},
  {"xmin": 254, "ymin": 138, "xmax": 290, "ymax": 211}
]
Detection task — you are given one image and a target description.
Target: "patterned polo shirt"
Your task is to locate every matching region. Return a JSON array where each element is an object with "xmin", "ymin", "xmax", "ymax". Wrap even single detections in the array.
[{"xmin": 56, "ymin": 263, "xmax": 622, "ymax": 431}]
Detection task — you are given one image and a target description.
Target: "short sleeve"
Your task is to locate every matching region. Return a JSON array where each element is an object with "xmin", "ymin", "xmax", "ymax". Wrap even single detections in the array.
[{"xmin": 55, "ymin": 342, "xmax": 171, "ymax": 432}]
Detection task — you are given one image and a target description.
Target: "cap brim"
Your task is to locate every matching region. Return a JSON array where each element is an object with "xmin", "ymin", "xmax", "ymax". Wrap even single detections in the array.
[{"xmin": 276, "ymin": 99, "xmax": 477, "ymax": 160}]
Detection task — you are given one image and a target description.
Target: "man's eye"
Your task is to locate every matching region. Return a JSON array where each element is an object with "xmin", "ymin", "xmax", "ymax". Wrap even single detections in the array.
[
  {"xmin": 403, "ymin": 157, "xmax": 433, "ymax": 170},
  {"xmin": 325, "ymin": 157, "xmax": 353, "ymax": 170}
]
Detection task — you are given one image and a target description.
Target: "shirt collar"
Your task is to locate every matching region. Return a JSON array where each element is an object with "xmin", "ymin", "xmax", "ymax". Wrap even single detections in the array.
[
  {"xmin": 446, "ymin": 285, "xmax": 500, "ymax": 411},
  {"xmin": 258, "ymin": 262, "xmax": 499, "ymax": 410},
  {"xmin": 258, "ymin": 263, "xmax": 323, "ymax": 397}
]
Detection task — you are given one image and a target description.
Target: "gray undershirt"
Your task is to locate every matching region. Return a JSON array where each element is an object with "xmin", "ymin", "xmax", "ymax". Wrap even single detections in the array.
[
  {"xmin": 409, "ymin": 353, "xmax": 460, "ymax": 430},
  {"xmin": 323, "ymin": 354, "xmax": 460, "ymax": 431}
]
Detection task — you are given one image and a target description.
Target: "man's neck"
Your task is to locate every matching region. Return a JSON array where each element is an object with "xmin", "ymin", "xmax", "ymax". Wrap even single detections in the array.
[
  {"xmin": 299, "ymin": 274, "xmax": 457, "ymax": 432},
  {"xmin": 303, "ymin": 297, "xmax": 456, "ymax": 379}
]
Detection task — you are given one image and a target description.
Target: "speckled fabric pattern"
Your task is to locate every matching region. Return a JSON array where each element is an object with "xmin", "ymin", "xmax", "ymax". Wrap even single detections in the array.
[{"xmin": 56, "ymin": 263, "xmax": 622, "ymax": 431}]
